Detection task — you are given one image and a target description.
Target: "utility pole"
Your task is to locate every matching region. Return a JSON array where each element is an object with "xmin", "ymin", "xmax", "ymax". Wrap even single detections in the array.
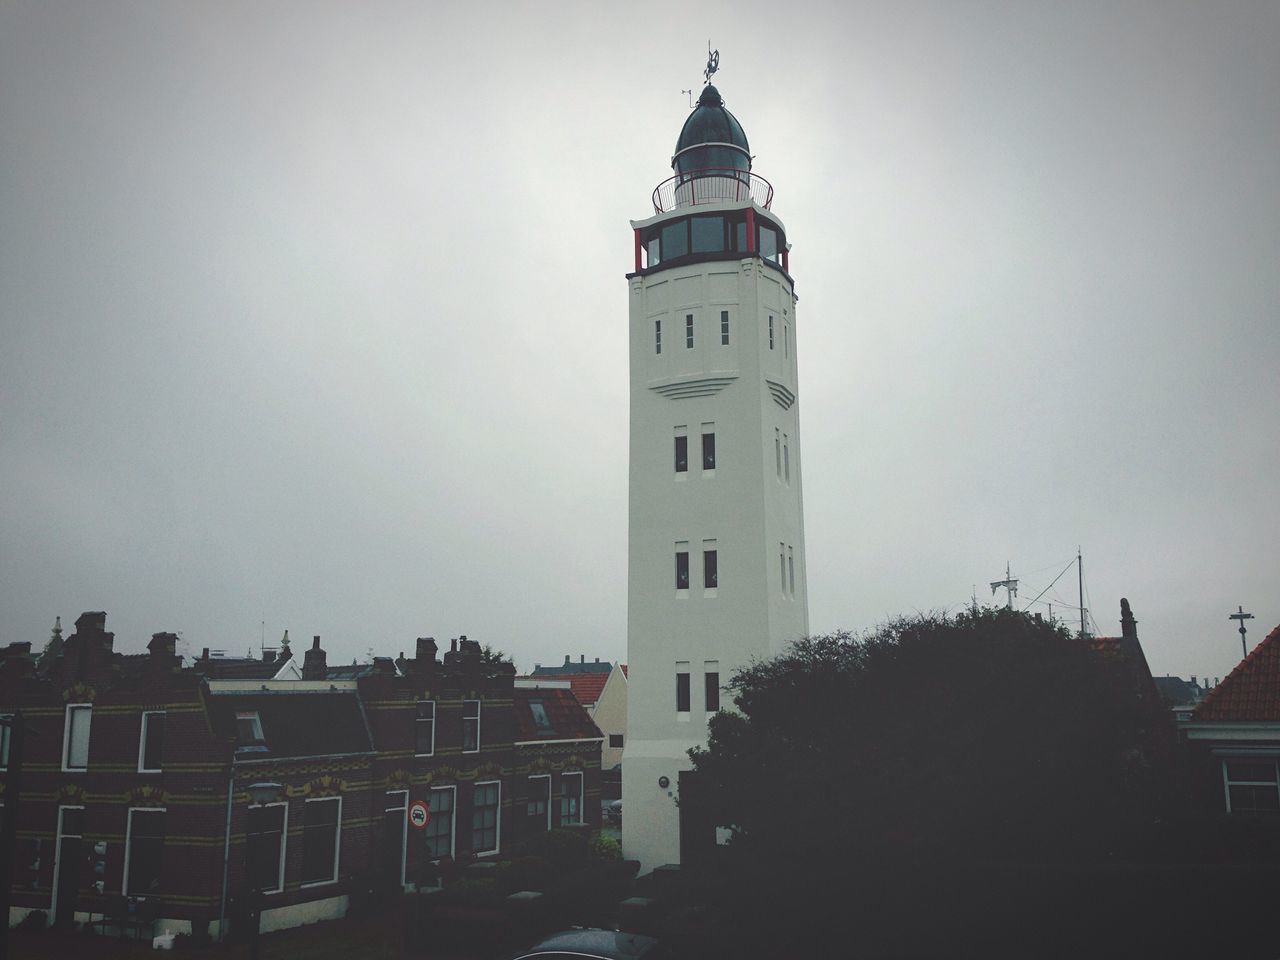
[
  {"xmin": 1229, "ymin": 605, "xmax": 1255, "ymax": 659},
  {"xmin": 1077, "ymin": 547, "xmax": 1087, "ymax": 639},
  {"xmin": 989, "ymin": 562, "xmax": 1018, "ymax": 610}
]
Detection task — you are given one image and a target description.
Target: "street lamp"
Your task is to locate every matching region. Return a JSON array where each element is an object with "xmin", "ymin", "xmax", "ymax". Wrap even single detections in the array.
[{"xmin": 245, "ymin": 783, "xmax": 282, "ymax": 960}]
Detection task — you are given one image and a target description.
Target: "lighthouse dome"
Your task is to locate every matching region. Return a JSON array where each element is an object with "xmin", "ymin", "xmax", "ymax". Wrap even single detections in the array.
[{"xmin": 672, "ymin": 85, "xmax": 751, "ymax": 175}]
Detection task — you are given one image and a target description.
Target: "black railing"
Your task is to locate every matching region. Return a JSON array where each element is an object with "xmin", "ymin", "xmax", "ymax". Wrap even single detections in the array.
[{"xmin": 652, "ymin": 168, "xmax": 773, "ymax": 213}]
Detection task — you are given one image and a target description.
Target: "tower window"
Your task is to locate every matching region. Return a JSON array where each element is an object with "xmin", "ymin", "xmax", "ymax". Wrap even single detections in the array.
[
  {"xmin": 759, "ymin": 225, "xmax": 779, "ymax": 264},
  {"xmin": 720, "ymin": 310, "xmax": 729, "ymax": 345},
  {"xmin": 655, "ymin": 319, "xmax": 662, "ymax": 355},
  {"xmin": 768, "ymin": 316, "xmax": 774, "ymax": 350},
  {"xmin": 646, "ymin": 238, "xmax": 660, "ymax": 267},
  {"xmin": 661, "ymin": 220, "xmax": 688, "ymax": 259},
  {"xmin": 702, "ymin": 430, "xmax": 716, "ymax": 470},
  {"xmin": 675, "ymin": 550, "xmax": 690, "ymax": 590},
  {"xmin": 686, "ymin": 313, "xmax": 694, "ymax": 348},
  {"xmin": 775, "ymin": 429, "xmax": 782, "ymax": 478},
  {"xmin": 780, "ymin": 543, "xmax": 786, "ymax": 595},
  {"xmin": 674, "ymin": 435, "xmax": 688, "ymax": 473},
  {"xmin": 703, "ymin": 549, "xmax": 718, "ymax": 589},
  {"xmin": 705, "ymin": 670, "xmax": 720, "ymax": 712},
  {"xmin": 734, "ymin": 221, "xmax": 747, "ymax": 252},
  {"xmin": 784, "ymin": 323, "xmax": 789, "ymax": 357},
  {"xmin": 784, "ymin": 435, "xmax": 790, "ymax": 482},
  {"xmin": 788, "ymin": 546, "xmax": 796, "ymax": 595},
  {"xmin": 676, "ymin": 671, "xmax": 691, "ymax": 713},
  {"xmin": 691, "ymin": 215, "xmax": 725, "ymax": 253}
]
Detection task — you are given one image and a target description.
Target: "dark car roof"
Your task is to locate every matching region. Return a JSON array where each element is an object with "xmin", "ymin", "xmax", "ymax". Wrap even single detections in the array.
[{"xmin": 511, "ymin": 928, "xmax": 659, "ymax": 959}]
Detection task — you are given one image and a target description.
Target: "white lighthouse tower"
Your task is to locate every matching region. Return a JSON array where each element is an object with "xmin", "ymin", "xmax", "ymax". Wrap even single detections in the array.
[{"xmin": 621, "ymin": 78, "xmax": 809, "ymax": 872}]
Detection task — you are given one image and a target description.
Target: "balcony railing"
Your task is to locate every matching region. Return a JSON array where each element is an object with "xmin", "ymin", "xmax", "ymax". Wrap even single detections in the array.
[{"xmin": 652, "ymin": 168, "xmax": 773, "ymax": 214}]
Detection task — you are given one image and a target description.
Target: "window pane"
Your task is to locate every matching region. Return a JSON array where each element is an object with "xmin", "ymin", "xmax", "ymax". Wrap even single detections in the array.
[
  {"xmin": 1, "ymin": 717, "xmax": 12, "ymax": 768},
  {"xmin": 126, "ymin": 810, "xmax": 166, "ymax": 895},
  {"xmin": 676, "ymin": 673, "xmax": 691, "ymax": 712},
  {"xmin": 768, "ymin": 315, "xmax": 774, "ymax": 349},
  {"xmin": 559, "ymin": 774, "xmax": 582, "ymax": 825},
  {"xmin": 654, "ymin": 319, "xmax": 661, "ymax": 355},
  {"xmin": 1230, "ymin": 783, "xmax": 1280, "ymax": 812},
  {"xmin": 675, "ymin": 552, "xmax": 689, "ymax": 590},
  {"xmin": 702, "ymin": 433, "xmax": 715, "ymax": 470},
  {"xmin": 142, "ymin": 714, "xmax": 164, "ymax": 771},
  {"xmin": 646, "ymin": 237, "xmax": 660, "ymax": 267},
  {"xmin": 247, "ymin": 806, "xmax": 285, "ymax": 892},
  {"xmin": 463, "ymin": 701, "xmax": 481, "ymax": 753},
  {"xmin": 426, "ymin": 789, "xmax": 454, "ymax": 859},
  {"xmin": 661, "ymin": 220, "xmax": 688, "ymax": 259},
  {"xmin": 759, "ymin": 225, "xmax": 778, "ymax": 263},
  {"xmin": 720, "ymin": 310, "xmax": 729, "ymax": 345},
  {"xmin": 705, "ymin": 672, "xmax": 720, "ymax": 712},
  {"xmin": 674, "ymin": 435, "xmax": 688, "ymax": 473},
  {"xmin": 691, "ymin": 215, "xmax": 724, "ymax": 253},
  {"xmin": 685, "ymin": 313, "xmax": 694, "ymax": 348},
  {"xmin": 66, "ymin": 706, "xmax": 91, "ymax": 769},
  {"xmin": 472, "ymin": 782, "xmax": 499, "ymax": 853},
  {"xmin": 529, "ymin": 701, "xmax": 553, "ymax": 732},
  {"xmin": 609, "ymin": 734, "xmax": 624, "ymax": 748},
  {"xmin": 302, "ymin": 799, "xmax": 339, "ymax": 883},
  {"xmin": 703, "ymin": 550, "xmax": 718, "ymax": 589},
  {"xmin": 1226, "ymin": 761, "xmax": 1277, "ymax": 783},
  {"xmin": 415, "ymin": 701, "xmax": 435, "ymax": 755},
  {"xmin": 734, "ymin": 221, "xmax": 747, "ymax": 252}
]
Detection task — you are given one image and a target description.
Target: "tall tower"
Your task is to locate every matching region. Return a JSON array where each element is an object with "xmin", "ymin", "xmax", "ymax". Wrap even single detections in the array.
[{"xmin": 622, "ymin": 83, "xmax": 809, "ymax": 872}]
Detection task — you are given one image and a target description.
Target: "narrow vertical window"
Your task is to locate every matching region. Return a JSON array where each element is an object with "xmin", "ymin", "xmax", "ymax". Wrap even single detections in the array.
[
  {"xmin": 720, "ymin": 310, "xmax": 729, "ymax": 345},
  {"xmin": 775, "ymin": 429, "xmax": 781, "ymax": 478},
  {"xmin": 463, "ymin": 700, "xmax": 481, "ymax": 753},
  {"xmin": 784, "ymin": 435, "xmax": 790, "ymax": 482},
  {"xmin": 527, "ymin": 775, "xmax": 551, "ymax": 832},
  {"xmin": 705, "ymin": 671, "xmax": 720, "ymax": 712},
  {"xmin": 63, "ymin": 704, "xmax": 92, "ymax": 771},
  {"xmin": 780, "ymin": 543, "xmax": 786, "ymax": 594},
  {"xmin": 703, "ymin": 548, "xmax": 718, "ymax": 589},
  {"xmin": 124, "ymin": 809, "xmax": 166, "ymax": 896},
  {"xmin": 0, "ymin": 715, "xmax": 11, "ymax": 770},
  {"xmin": 138, "ymin": 711, "xmax": 165, "ymax": 773},
  {"xmin": 382, "ymin": 791, "xmax": 408, "ymax": 888},
  {"xmin": 302, "ymin": 797, "xmax": 341, "ymax": 885},
  {"xmin": 248, "ymin": 803, "xmax": 288, "ymax": 894},
  {"xmin": 426, "ymin": 787, "xmax": 456, "ymax": 860},
  {"xmin": 789, "ymin": 546, "xmax": 796, "ymax": 595},
  {"xmin": 559, "ymin": 773, "xmax": 583, "ymax": 825},
  {"xmin": 675, "ymin": 550, "xmax": 690, "ymax": 590},
  {"xmin": 685, "ymin": 313, "xmax": 694, "ymax": 348},
  {"xmin": 415, "ymin": 700, "xmax": 435, "ymax": 756},
  {"xmin": 472, "ymin": 781, "xmax": 500, "ymax": 855},
  {"xmin": 674, "ymin": 435, "xmax": 688, "ymax": 473},
  {"xmin": 784, "ymin": 323, "xmax": 789, "ymax": 357},
  {"xmin": 768, "ymin": 315, "xmax": 775, "ymax": 349},
  {"xmin": 701, "ymin": 431, "xmax": 716, "ymax": 470},
  {"xmin": 655, "ymin": 319, "xmax": 662, "ymax": 354},
  {"xmin": 676, "ymin": 671, "xmax": 691, "ymax": 713}
]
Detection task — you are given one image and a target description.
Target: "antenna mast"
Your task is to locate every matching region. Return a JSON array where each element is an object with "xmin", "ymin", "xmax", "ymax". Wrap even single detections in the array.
[
  {"xmin": 989, "ymin": 562, "xmax": 1018, "ymax": 610},
  {"xmin": 1077, "ymin": 547, "xmax": 1087, "ymax": 638},
  {"xmin": 1229, "ymin": 605, "xmax": 1255, "ymax": 659}
]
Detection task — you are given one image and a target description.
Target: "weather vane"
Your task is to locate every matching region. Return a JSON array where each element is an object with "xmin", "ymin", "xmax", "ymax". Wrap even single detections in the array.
[{"xmin": 704, "ymin": 41, "xmax": 719, "ymax": 84}]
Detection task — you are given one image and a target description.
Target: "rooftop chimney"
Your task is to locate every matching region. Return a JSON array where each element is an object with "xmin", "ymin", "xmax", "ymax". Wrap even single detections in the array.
[
  {"xmin": 302, "ymin": 635, "xmax": 327, "ymax": 680},
  {"xmin": 564, "ymin": 654, "xmax": 570, "ymax": 665}
]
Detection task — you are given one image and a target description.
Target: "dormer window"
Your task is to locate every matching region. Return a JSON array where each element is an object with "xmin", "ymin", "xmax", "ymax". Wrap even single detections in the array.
[
  {"xmin": 236, "ymin": 711, "xmax": 265, "ymax": 749},
  {"xmin": 529, "ymin": 701, "xmax": 553, "ymax": 734}
]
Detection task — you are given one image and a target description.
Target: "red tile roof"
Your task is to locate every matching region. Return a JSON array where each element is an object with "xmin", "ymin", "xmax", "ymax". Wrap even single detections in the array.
[
  {"xmin": 566, "ymin": 672, "xmax": 609, "ymax": 708},
  {"xmin": 514, "ymin": 687, "xmax": 603, "ymax": 743},
  {"xmin": 1193, "ymin": 623, "xmax": 1280, "ymax": 722},
  {"xmin": 620, "ymin": 664, "xmax": 628, "ymax": 678}
]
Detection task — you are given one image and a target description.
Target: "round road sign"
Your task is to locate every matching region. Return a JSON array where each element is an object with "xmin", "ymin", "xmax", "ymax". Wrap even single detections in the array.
[{"xmin": 408, "ymin": 800, "xmax": 430, "ymax": 830}]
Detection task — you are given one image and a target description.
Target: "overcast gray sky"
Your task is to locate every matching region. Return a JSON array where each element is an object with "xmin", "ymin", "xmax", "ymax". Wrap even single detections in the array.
[{"xmin": 2, "ymin": 1, "xmax": 1277, "ymax": 682}]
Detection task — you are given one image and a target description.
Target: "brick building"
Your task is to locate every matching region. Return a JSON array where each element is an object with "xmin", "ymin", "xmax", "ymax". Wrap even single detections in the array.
[{"xmin": 0, "ymin": 612, "xmax": 602, "ymax": 936}]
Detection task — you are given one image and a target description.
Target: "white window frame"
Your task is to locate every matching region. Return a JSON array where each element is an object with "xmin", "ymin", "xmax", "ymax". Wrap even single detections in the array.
[
  {"xmin": 462, "ymin": 699, "xmax": 481, "ymax": 754},
  {"xmin": 471, "ymin": 779, "xmax": 501, "ymax": 857},
  {"xmin": 559, "ymin": 772, "xmax": 584, "ymax": 826},
  {"xmin": 235, "ymin": 711, "xmax": 264, "ymax": 743},
  {"xmin": 123, "ymin": 806, "xmax": 167, "ymax": 897},
  {"xmin": 51, "ymin": 804, "xmax": 85, "ymax": 925},
  {"xmin": 414, "ymin": 700, "xmax": 436, "ymax": 757},
  {"xmin": 62, "ymin": 703, "xmax": 92, "ymax": 772},
  {"xmin": 1222, "ymin": 757, "xmax": 1280, "ymax": 813},
  {"xmin": 247, "ymin": 800, "xmax": 289, "ymax": 895},
  {"xmin": 426, "ymin": 785, "xmax": 457, "ymax": 862},
  {"xmin": 527, "ymin": 773, "xmax": 551, "ymax": 831},
  {"xmin": 384, "ymin": 790, "xmax": 408, "ymax": 888},
  {"xmin": 137, "ymin": 711, "xmax": 165, "ymax": 773},
  {"xmin": 300, "ymin": 796, "xmax": 342, "ymax": 888}
]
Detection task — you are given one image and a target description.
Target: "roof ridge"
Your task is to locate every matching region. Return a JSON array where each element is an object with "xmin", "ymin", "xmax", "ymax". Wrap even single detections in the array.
[{"xmin": 1193, "ymin": 621, "xmax": 1280, "ymax": 720}]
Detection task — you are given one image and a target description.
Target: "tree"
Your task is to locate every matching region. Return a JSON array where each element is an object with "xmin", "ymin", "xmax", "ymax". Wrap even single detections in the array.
[{"xmin": 682, "ymin": 608, "xmax": 1176, "ymax": 957}]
